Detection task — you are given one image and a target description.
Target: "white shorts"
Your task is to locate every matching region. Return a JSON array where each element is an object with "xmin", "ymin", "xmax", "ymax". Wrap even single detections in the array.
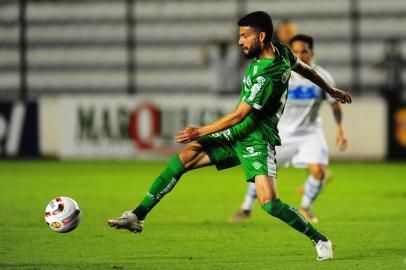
[{"xmin": 275, "ymin": 129, "xmax": 329, "ymax": 168}]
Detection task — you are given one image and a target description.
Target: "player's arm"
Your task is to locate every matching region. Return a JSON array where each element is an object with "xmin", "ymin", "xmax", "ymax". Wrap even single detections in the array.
[
  {"xmin": 292, "ymin": 60, "xmax": 352, "ymax": 104},
  {"xmin": 175, "ymin": 100, "xmax": 252, "ymax": 144},
  {"xmin": 330, "ymin": 102, "xmax": 348, "ymax": 151}
]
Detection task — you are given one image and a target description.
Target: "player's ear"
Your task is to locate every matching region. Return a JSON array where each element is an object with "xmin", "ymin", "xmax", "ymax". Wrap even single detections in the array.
[{"xmin": 258, "ymin": 32, "xmax": 266, "ymax": 43}]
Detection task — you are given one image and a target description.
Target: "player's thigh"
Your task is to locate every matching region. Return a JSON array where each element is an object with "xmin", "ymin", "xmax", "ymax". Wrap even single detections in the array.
[
  {"xmin": 237, "ymin": 142, "xmax": 277, "ymax": 182},
  {"xmin": 255, "ymin": 175, "xmax": 279, "ymax": 205},
  {"xmin": 196, "ymin": 131, "xmax": 240, "ymax": 171}
]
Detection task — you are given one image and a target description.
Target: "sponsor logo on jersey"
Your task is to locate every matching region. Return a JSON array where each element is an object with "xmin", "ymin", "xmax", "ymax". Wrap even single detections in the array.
[
  {"xmin": 253, "ymin": 161, "xmax": 262, "ymax": 169},
  {"xmin": 243, "ymin": 146, "xmax": 262, "ymax": 158},
  {"xmin": 282, "ymin": 68, "xmax": 291, "ymax": 83},
  {"xmin": 288, "ymin": 85, "xmax": 319, "ymax": 100},
  {"xmin": 243, "ymin": 152, "xmax": 262, "ymax": 158},
  {"xmin": 248, "ymin": 76, "xmax": 266, "ymax": 101}
]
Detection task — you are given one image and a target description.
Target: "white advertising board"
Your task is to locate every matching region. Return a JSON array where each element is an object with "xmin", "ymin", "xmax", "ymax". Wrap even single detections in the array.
[
  {"xmin": 55, "ymin": 95, "xmax": 236, "ymax": 159},
  {"xmin": 40, "ymin": 95, "xmax": 387, "ymax": 160}
]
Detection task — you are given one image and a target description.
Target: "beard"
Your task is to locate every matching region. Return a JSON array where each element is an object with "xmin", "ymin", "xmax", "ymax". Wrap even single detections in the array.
[{"xmin": 242, "ymin": 41, "xmax": 262, "ymax": 59}]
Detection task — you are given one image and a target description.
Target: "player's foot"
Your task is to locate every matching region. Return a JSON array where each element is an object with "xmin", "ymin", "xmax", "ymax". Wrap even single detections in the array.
[
  {"xmin": 107, "ymin": 211, "xmax": 143, "ymax": 233},
  {"xmin": 229, "ymin": 209, "xmax": 251, "ymax": 223},
  {"xmin": 314, "ymin": 239, "xmax": 333, "ymax": 261},
  {"xmin": 300, "ymin": 207, "xmax": 319, "ymax": 223}
]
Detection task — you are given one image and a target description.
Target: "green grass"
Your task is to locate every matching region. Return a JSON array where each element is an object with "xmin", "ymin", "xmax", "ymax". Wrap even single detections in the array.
[{"xmin": 1, "ymin": 161, "xmax": 406, "ymax": 269}]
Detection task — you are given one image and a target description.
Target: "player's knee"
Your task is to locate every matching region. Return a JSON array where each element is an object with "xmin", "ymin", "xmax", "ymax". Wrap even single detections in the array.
[
  {"xmin": 178, "ymin": 142, "xmax": 204, "ymax": 170},
  {"xmin": 257, "ymin": 196, "xmax": 274, "ymax": 206},
  {"xmin": 311, "ymin": 166, "xmax": 326, "ymax": 180},
  {"xmin": 178, "ymin": 150, "xmax": 193, "ymax": 170}
]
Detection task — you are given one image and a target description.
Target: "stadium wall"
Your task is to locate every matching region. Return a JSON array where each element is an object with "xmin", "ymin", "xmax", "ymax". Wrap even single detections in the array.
[
  {"xmin": 319, "ymin": 97, "xmax": 387, "ymax": 160},
  {"xmin": 38, "ymin": 95, "xmax": 387, "ymax": 161}
]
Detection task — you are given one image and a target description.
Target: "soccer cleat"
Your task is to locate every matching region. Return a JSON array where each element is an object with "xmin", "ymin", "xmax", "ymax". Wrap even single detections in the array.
[
  {"xmin": 314, "ymin": 239, "xmax": 333, "ymax": 261},
  {"xmin": 107, "ymin": 211, "xmax": 143, "ymax": 233},
  {"xmin": 300, "ymin": 207, "xmax": 319, "ymax": 223},
  {"xmin": 228, "ymin": 209, "xmax": 251, "ymax": 223}
]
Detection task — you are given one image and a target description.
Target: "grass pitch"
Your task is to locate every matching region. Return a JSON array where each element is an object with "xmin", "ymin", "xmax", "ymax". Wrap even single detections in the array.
[{"xmin": 1, "ymin": 161, "xmax": 406, "ymax": 269}]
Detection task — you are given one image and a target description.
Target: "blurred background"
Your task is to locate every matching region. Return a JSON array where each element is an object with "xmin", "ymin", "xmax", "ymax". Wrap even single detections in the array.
[{"xmin": 0, "ymin": 0, "xmax": 405, "ymax": 161}]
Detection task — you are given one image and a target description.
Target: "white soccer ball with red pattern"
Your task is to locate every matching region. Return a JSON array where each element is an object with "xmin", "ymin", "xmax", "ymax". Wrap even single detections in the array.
[{"xmin": 45, "ymin": 196, "xmax": 81, "ymax": 233}]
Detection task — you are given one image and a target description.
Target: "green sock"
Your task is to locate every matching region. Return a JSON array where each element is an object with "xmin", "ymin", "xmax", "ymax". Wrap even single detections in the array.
[
  {"xmin": 262, "ymin": 199, "xmax": 327, "ymax": 243},
  {"xmin": 133, "ymin": 154, "xmax": 186, "ymax": 220}
]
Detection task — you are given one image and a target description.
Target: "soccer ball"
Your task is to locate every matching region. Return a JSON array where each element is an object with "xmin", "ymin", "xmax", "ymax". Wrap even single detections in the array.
[{"xmin": 44, "ymin": 196, "xmax": 81, "ymax": 233}]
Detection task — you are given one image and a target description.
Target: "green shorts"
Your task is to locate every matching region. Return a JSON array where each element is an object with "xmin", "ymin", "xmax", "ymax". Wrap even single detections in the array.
[{"xmin": 198, "ymin": 129, "xmax": 277, "ymax": 182}]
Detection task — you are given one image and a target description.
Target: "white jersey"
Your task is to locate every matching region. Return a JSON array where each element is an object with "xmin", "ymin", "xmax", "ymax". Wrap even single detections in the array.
[{"xmin": 278, "ymin": 65, "xmax": 336, "ymax": 136}]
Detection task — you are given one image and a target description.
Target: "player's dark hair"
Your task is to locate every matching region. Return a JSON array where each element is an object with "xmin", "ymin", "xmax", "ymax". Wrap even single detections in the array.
[
  {"xmin": 237, "ymin": 11, "xmax": 274, "ymax": 44},
  {"xmin": 289, "ymin": 34, "xmax": 314, "ymax": 50}
]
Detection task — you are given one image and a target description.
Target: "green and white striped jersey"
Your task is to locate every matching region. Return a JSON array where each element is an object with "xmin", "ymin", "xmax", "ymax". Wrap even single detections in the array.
[{"xmin": 231, "ymin": 42, "xmax": 298, "ymax": 146}]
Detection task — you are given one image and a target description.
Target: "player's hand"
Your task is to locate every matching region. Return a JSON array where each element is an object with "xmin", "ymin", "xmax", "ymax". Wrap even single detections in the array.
[
  {"xmin": 336, "ymin": 128, "xmax": 348, "ymax": 151},
  {"xmin": 175, "ymin": 127, "xmax": 201, "ymax": 144},
  {"xmin": 328, "ymin": 88, "xmax": 352, "ymax": 104}
]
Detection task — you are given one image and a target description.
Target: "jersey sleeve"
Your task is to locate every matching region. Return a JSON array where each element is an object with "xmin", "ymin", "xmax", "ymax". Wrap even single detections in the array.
[
  {"xmin": 284, "ymin": 44, "xmax": 299, "ymax": 68},
  {"xmin": 241, "ymin": 72, "xmax": 273, "ymax": 110}
]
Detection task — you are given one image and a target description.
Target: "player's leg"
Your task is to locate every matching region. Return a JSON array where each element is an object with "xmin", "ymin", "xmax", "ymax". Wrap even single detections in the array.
[
  {"xmin": 108, "ymin": 141, "xmax": 211, "ymax": 232},
  {"xmin": 291, "ymin": 131, "xmax": 329, "ymax": 223},
  {"xmin": 229, "ymin": 143, "xmax": 295, "ymax": 222},
  {"xmin": 132, "ymin": 141, "xmax": 211, "ymax": 219},
  {"xmin": 256, "ymin": 174, "xmax": 333, "ymax": 260},
  {"xmin": 299, "ymin": 163, "xmax": 326, "ymax": 223},
  {"xmin": 237, "ymin": 142, "xmax": 332, "ymax": 260},
  {"xmin": 256, "ymin": 174, "xmax": 321, "ymax": 239}
]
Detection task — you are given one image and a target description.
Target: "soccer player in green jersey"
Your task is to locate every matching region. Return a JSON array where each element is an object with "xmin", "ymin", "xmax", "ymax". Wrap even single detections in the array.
[
  {"xmin": 229, "ymin": 34, "xmax": 348, "ymax": 224},
  {"xmin": 108, "ymin": 11, "xmax": 352, "ymax": 261}
]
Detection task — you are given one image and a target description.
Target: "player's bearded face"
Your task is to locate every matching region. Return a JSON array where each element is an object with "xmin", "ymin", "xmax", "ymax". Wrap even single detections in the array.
[
  {"xmin": 242, "ymin": 37, "xmax": 262, "ymax": 59},
  {"xmin": 239, "ymin": 27, "xmax": 263, "ymax": 59}
]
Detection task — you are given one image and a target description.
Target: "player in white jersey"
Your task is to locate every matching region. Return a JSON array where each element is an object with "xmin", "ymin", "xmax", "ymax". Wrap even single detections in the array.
[{"xmin": 230, "ymin": 34, "xmax": 348, "ymax": 223}]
